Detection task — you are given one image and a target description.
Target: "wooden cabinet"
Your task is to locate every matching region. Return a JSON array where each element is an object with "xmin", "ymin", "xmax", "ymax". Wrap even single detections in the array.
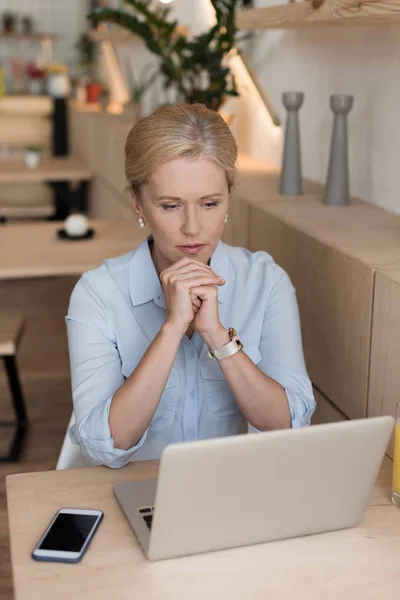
[
  {"xmin": 312, "ymin": 387, "xmax": 347, "ymax": 425},
  {"xmin": 221, "ymin": 191, "xmax": 251, "ymax": 249},
  {"xmin": 368, "ymin": 269, "xmax": 400, "ymax": 458},
  {"xmin": 89, "ymin": 177, "xmax": 134, "ymax": 221},
  {"xmin": 249, "ymin": 204, "xmax": 373, "ymax": 419}
]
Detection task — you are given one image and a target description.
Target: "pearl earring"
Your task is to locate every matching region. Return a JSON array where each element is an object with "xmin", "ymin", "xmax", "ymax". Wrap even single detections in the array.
[
  {"xmin": 138, "ymin": 216, "xmax": 146, "ymax": 229},
  {"xmin": 224, "ymin": 214, "xmax": 229, "ymax": 224}
]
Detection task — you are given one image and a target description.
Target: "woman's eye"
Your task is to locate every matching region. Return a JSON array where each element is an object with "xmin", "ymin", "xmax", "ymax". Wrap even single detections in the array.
[
  {"xmin": 162, "ymin": 204, "xmax": 178, "ymax": 211},
  {"xmin": 204, "ymin": 202, "xmax": 219, "ymax": 209}
]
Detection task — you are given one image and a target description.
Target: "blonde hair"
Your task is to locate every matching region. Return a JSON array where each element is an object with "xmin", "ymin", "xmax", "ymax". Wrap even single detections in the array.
[{"xmin": 125, "ymin": 103, "xmax": 237, "ymax": 198}]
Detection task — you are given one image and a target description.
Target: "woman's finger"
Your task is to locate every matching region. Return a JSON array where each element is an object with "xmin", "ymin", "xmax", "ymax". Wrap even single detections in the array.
[
  {"xmin": 169, "ymin": 269, "xmax": 222, "ymax": 284},
  {"xmin": 161, "ymin": 261, "xmax": 215, "ymax": 287},
  {"xmin": 162, "ymin": 256, "xmax": 213, "ymax": 276},
  {"xmin": 190, "ymin": 285, "xmax": 219, "ymax": 301},
  {"xmin": 191, "ymin": 292, "xmax": 202, "ymax": 309},
  {"xmin": 173, "ymin": 274, "xmax": 225, "ymax": 290}
]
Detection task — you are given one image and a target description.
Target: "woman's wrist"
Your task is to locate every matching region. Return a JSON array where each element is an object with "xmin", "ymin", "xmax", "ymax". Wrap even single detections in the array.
[
  {"xmin": 199, "ymin": 325, "xmax": 230, "ymax": 350},
  {"xmin": 161, "ymin": 319, "xmax": 187, "ymax": 343}
]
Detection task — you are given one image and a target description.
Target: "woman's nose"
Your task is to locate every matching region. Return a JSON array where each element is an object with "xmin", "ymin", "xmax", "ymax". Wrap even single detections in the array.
[{"xmin": 181, "ymin": 209, "xmax": 201, "ymax": 236}]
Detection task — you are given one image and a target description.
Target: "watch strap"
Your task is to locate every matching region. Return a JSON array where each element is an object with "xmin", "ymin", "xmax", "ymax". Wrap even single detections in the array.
[{"xmin": 208, "ymin": 328, "xmax": 243, "ymax": 360}]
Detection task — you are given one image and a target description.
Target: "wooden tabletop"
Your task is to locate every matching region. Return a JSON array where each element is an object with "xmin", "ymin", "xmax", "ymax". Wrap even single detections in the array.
[
  {"xmin": 0, "ymin": 221, "xmax": 148, "ymax": 280},
  {"xmin": 0, "ymin": 157, "xmax": 93, "ymax": 184},
  {"xmin": 6, "ymin": 456, "xmax": 400, "ymax": 600},
  {"xmin": 235, "ymin": 154, "xmax": 324, "ymax": 203}
]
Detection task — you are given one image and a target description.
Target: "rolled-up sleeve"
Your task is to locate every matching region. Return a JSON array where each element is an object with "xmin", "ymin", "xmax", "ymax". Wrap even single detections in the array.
[
  {"xmin": 66, "ymin": 270, "xmax": 148, "ymax": 468},
  {"xmin": 257, "ymin": 264, "xmax": 316, "ymax": 428}
]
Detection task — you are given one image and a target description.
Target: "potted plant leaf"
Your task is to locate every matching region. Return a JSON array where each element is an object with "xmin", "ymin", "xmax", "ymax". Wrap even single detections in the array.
[
  {"xmin": 76, "ymin": 32, "xmax": 102, "ymax": 103},
  {"xmin": 88, "ymin": 0, "xmax": 240, "ymax": 111},
  {"xmin": 123, "ymin": 61, "xmax": 158, "ymax": 121}
]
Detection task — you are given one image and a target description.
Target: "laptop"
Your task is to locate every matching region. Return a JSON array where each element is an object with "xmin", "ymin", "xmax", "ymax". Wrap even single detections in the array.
[{"xmin": 114, "ymin": 416, "xmax": 394, "ymax": 561}]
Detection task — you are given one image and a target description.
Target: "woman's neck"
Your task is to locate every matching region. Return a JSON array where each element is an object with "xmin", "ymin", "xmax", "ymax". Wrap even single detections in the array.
[{"xmin": 149, "ymin": 238, "xmax": 172, "ymax": 277}]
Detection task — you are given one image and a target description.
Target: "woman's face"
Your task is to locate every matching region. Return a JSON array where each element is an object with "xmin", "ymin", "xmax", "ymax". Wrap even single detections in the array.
[{"xmin": 134, "ymin": 155, "xmax": 229, "ymax": 270}]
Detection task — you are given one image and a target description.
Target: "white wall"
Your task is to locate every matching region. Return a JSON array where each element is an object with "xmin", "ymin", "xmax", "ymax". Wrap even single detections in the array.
[{"xmin": 246, "ymin": 0, "xmax": 400, "ymax": 213}]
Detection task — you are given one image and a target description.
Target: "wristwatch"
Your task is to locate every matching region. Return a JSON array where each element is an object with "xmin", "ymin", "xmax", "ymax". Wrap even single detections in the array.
[{"xmin": 208, "ymin": 328, "xmax": 244, "ymax": 360}]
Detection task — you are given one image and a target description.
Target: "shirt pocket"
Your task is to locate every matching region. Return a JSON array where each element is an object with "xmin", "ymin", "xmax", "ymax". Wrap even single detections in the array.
[
  {"xmin": 200, "ymin": 345, "xmax": 262, "ymax": 422},
  {"xmin": 121, "ymin": 361, "xmax": 180, "ymax": 431}
]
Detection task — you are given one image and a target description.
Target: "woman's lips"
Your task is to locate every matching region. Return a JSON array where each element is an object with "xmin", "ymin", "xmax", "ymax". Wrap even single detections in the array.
[{"xmin": 178, "ymin": 244, "xmax": 206, "ymax": 254}]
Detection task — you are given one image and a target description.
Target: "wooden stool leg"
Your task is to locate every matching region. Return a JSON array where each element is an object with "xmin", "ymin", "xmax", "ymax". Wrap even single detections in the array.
[
  {"xmin": 4, "ymin": 356, "xmax": 28, "ymax": 425},
  {"xmin": 0, "ymin": 356, "xmax": 28, "ymax": 462}
]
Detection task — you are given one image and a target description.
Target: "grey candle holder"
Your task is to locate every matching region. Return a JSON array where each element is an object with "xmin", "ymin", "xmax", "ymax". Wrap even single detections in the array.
[
  {"xmin": 279, "ymin": 91, "xmax": 304, "ymax": 196},
  {"xmin": 324, "ymin": 94, "xmax": 354, "ymax": 206}
]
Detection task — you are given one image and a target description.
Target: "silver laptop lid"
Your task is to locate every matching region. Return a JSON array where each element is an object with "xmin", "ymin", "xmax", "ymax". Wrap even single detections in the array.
[{"xmin": 147, "ymin": 417, "xmax": 394, "ymax": 560}]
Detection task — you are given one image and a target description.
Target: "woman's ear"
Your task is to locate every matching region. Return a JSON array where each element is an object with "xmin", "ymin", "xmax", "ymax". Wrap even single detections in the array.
[{"xmin": 132, "ymin": 194, "xmax": 143, "ymax": 219}]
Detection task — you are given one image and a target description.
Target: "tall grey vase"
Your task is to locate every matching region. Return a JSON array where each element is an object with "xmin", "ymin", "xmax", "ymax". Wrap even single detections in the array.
[
  {"xmin": 324, "ymin": 94, "xmax": 354, "ymax": 206},
  {"xmin": 279, "ymin": 91, "xmax": 304, "ymax": 196}
]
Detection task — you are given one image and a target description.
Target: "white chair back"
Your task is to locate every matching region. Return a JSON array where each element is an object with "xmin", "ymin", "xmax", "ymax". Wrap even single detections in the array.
[{"xmin": 56, "ymin": 413, "xmax": 85, "ymax": 469}]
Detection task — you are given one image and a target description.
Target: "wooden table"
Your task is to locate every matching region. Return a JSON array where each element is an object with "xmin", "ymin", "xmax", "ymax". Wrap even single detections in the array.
[
  {"xmin": 0, "ymin": 157, "xmax": 94, "ymax": 219},
  {"xmin": 0, "ymin": 157, "xmax": 92, "ymax": 184},
  {"xmin": 6, "ymin": 456, "xmax": 400, "ymax": 600},
  {"xmin": 0, "ymin": 220, "xmax": 147, "ymax": 280}
]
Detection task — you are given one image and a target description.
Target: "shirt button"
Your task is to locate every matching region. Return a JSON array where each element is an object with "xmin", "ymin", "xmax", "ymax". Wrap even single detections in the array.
[{"xmin": 188, "ymin": 351, "xmax": 194, "ymax": 358}]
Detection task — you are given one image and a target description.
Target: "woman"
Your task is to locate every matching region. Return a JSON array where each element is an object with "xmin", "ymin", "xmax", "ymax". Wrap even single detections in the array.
[{"xmin": 66, "ymin": 103, "xmax": 315, "ymax": 468}]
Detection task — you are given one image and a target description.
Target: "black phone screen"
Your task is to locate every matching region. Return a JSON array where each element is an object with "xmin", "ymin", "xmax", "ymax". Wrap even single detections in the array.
[{"xmin": 39, "ymin": 513, "xmax": 98, "ymax": 552}]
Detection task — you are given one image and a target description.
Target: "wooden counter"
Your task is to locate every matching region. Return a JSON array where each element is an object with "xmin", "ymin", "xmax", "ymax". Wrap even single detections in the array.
[
  {"xmin": 6, "ymin": 456, "xmax": 399, "ymax": 600},
  {"xmin": 240, "ymin": 188, "xmax": 400, "ymax": 421},
  {"xmin": 0, "ymin": 221, "xmax": 147, "ymax": 280},
  {"xmin": 368, "ymin": 268, "xmax": 400, "ymax": 458}
]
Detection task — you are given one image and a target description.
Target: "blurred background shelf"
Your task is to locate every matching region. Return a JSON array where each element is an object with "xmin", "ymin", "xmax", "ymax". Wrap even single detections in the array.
[
  {"xmin": 88, "ymin": 23, "xmax": 188, "ymax": 43},
  {"xmin": 88, "ymin": 25, "xmax": 138, "ymax": 43},
  {"xmin": 0, "ymin": 32, "xmax": 55, "ymax": 40},
  {"xmin": 236, "ymin": 0, "xmax": 400, "ymax": 30}
]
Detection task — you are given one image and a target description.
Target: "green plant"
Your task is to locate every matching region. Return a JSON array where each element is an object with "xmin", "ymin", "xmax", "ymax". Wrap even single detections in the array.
[
  {"xmin": 88, "ymin": 0, "xmax": 241, "ymax": 111},
  {"xmin": 125, "ymin": 61, "xmax": 158, "ymax": 104},
  {"xmin": 26, "ymin": 145, "xmax": 41, "ymax": 153},
  {"xmin": 76, "ymin": 32, "xmax": 97, "ymax": 80}
]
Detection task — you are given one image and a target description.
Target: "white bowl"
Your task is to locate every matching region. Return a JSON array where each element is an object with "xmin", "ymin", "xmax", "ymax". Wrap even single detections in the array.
[{"xmin": 64, "ymin": 213, "xmax": 89, "ymax": 237}]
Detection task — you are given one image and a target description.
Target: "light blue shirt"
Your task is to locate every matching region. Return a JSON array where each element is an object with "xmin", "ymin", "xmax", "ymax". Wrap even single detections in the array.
[{"xmin": 66, "ymin": 237, "xmax": 316, "ymax": 468}]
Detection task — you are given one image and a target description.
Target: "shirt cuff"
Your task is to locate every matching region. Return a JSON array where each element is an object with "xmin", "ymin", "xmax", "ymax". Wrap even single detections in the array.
[
  {"xmin": 70, "ymin": 397, "xmax": 149, "ymax": 468},
  {"xmin": 285, "ymin": 388, "xmax": 316, "ymax": 428}
]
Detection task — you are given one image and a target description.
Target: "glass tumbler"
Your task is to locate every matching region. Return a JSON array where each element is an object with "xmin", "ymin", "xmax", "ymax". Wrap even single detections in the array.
[{"xmin": 392, "ymin": 402, "xmax": 400, "ymax": 507}]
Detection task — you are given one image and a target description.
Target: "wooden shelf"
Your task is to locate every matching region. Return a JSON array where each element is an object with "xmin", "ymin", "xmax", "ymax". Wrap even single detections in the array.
[
  {"xmin": 237, "ymin": 0, "xmax": 400, "ymax": 30},
  {"xmin": 89, "ymin": 26, "xmax": 138, "ymax": 43},
  {"xmin": 0, "ymin": 32, "xmax": 55, "ymax": 41},
  {"xmin": 89, "ymin": 23, "xmax": 189, "ymax": 43}
]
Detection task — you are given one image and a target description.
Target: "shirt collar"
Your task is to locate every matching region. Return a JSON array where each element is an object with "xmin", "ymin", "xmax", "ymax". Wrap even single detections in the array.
[
  {"xmin": 129, "ymin": 236, "xmax": 162, "ymax": 307},
  {"xmin": 129, "ymin": 237, "xmax": 229, "ymax": 307}
]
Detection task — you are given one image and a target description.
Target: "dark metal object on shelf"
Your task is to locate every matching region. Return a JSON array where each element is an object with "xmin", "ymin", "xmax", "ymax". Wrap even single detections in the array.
[
  {"xmin": 48, "ymin": 180, "xmax": 90, "ymax": 220},
  {"xmin": 52, "ymin": 98, "xmax": 69, "ymax": 157},
  {"xmin": 22, "ymin": 16, "xmax": 33, "ymax": 35},
  {"xmin": 2, "ymin": 12, "xmax": 16, "ymax": 33}
]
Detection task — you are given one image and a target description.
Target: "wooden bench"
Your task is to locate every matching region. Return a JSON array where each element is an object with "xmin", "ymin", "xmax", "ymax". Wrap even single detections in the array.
[{"xmin": 0, "ymin": 311, "xmax": 28, "ymax": 462}]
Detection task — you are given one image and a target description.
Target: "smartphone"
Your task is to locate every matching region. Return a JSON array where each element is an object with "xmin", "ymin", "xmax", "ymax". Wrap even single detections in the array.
[{"xmin": 32, "ymin": 508, "xmax": 103, "ymax": 563}]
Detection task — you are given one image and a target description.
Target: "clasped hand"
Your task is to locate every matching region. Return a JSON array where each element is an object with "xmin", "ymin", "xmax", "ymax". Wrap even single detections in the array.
[{"xmin": 160, "ymin": 256, "xmax": 225, "ymax": 337}]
